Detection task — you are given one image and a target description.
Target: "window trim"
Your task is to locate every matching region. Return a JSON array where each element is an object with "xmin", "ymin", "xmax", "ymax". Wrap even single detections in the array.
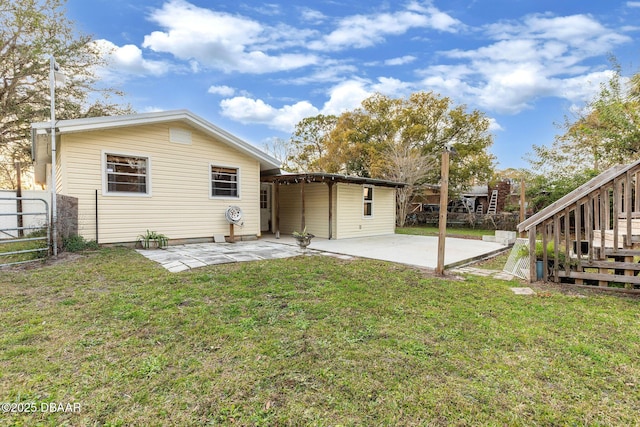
[
  {"xmin": 363, "ymin": 185, "xmax": 374, "ymax": 219},
  {"xmin": 102, "ymin": 150, "xmax": 152, "ymax": 197},
  {"xmin": 209, "ymin": 163, "xmax": 241, "ymax": 199}
]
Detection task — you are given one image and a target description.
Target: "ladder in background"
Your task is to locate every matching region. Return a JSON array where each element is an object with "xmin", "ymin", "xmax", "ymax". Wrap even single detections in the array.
[{"xmin": 487, "ymin": 190, "xmax": 498, "ymax": 214}]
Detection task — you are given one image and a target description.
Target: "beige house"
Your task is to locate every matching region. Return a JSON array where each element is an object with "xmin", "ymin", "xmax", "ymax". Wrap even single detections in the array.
[{"xmin": 31, "ymin": 110, "xmax": 403, "ymax": 245}]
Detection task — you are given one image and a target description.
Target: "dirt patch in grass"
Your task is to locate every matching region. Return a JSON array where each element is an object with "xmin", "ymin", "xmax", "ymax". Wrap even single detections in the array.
[{"xmin": 1, "ymin": 251, "xmax": 86, "ymax": 272}]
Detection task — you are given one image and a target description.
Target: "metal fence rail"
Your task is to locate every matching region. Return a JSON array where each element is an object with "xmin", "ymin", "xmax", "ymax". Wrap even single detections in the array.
[{"xmin": 0, "ymin": 197, "xmax": 50, "ymax": 267}]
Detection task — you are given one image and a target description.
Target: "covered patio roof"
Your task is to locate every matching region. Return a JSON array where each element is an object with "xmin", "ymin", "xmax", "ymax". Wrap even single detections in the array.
[
  {"xmin": 261, "ymin": 172, "xmax": 406, "ymax": 188},
  {"xmin": 261, "ymin": 172, "xmax": 405, "ymax": 240}
]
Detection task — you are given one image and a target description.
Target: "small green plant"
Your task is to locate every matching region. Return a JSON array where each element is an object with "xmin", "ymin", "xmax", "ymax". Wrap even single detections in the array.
[
  {"xmin": 292, "ymin": 227, "xmax": 314, "ymax": 239},
  {"xmin": 137, "ymin": 230, "xmax": 169, "ymax": 249},
  {"xmin": 517, "ymin": 241, "xmax": 568, "ymax": 265},
  {"xmin": 63, "ymin": 234, "xmax": 99, "ymax": 252},
  {"xmin": 292, "ymin": 227, "xmax": 314, "ymax": 249}
]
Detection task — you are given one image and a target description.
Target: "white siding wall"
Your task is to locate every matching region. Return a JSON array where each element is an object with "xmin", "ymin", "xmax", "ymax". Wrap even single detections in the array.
[
  {"xmin": 277, "ymin": 183, "xmax": 334, "ymax": 238},
  {"xmin": 335, "ymin": 183, "xmax": 396, "ymax": 239},
  {"xmin": 276, "ymin": 182, "xmax": 395, "ymax": 239},
  {"xmin": 58, "ymin": 123, "xmax": 261, "ymax": 244}
]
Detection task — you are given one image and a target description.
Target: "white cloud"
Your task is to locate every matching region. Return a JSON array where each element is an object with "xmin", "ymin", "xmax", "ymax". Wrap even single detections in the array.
[
  {"xmin": 220, "ymin": 97, "xmax": 319, "ymax": 132},
  {"xmin": 208, "ymin": 85, "xmax": 236, "ymax": 97},
  {"xmin": 93, "ymin": 39, "xmax": 171, "ymax": 78},
  {"xmin": 300, "ymin": 7, "xmax": 326, "ymax": 23},
  {"xmin": 487, "ymin": 118, "xmax": 503, "ymax": 132},
  {"xmin": 219, "ymin": 79, "xmax": 373, "ymax": 132},
  {"xmin": 555, "ymin": 70, "xmax": 616, "ymax": 107},
  {"xmin": 142, "ymin": 0, "xmax": 319, "ymax": 73},
  {"xmin": 406, "ymin": 1, "xmax": 462, "ymax": 31},
  {"xmin": 321, "ymin": 80, "xmax": 372, "ymax": 114},
  {"xmin": 419, "ymin": 13, "xmax": 631, "ymax": 114},
  {"xmin": 385, "ymin": 55, "xmax": 417, "ymax": 66},
  {"xmin": 628, "ymin": 1, "xmax": 640, "ymax": 7},
  {"xmin": 142, "ymin": 106, "xmax": 166, "ymax": 113},
  {"xmin": 371, "ymin": 77, "xmax": 414, "ymax": 96},
  {"xmin": 308, "ymin": 4, "xmax": 461, "ymax": 51},
  {"xmin": 219, "ymin": 76, "xmax": 420, "ymax": 132}
]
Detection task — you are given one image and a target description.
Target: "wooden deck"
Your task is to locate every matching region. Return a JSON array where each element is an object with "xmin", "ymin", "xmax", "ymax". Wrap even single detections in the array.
[{"xmin": 518, "ymin": 159, "xmax": 640, "ymax": 290}]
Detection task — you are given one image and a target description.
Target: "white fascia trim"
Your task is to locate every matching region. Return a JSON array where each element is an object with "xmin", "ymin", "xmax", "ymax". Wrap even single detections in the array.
[{"xmin": 33, "ymin": 110, "xmax": 281, "ymax": 171}]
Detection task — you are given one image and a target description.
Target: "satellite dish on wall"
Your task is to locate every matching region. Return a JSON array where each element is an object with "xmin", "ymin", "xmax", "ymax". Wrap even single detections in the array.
[{"xmin": 225, "ymin": 206, "xmax": 244, "ymax": 226}]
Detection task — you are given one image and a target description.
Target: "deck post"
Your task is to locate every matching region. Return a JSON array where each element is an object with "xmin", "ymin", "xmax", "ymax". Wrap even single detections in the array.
[
  {"xmin": 519, "ymin": 179, "xmax": 526, "ymax": 237},
  {"xmin": 529, "ymin": 224, "xmax": 537, "ymax": 282}
]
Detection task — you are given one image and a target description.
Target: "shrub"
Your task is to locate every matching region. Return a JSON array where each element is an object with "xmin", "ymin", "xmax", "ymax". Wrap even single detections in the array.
[
  {"xmin": 63, "ymin": 235, "xmax": 99, "ymax": 252},
  {"xmin": 517, "ymin": 241, "xmax": 570, "ymax": 267}
]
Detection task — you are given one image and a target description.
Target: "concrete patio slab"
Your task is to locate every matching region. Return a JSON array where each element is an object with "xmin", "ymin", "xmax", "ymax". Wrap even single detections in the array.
[
  {"xmin": 137, "ymin": 233, "xmax": 509, "ymax": 272},
  {"xmin": 265, "ymin": 234, "xmax": 508, "ymax": 270}
]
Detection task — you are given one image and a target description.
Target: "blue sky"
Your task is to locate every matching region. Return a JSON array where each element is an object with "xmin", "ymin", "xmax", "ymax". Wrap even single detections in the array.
[{"xmin": 65, "ymin": 0, "xmax": 640, "ymax": 170}]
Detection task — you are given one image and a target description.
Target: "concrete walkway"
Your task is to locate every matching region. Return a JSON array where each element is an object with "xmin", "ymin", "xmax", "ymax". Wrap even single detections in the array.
[
  {"xmin": 138, "ymin": 233, "xmax": 510, "ymax": 273},
  {"xmin": 451, "ymin": 265, "xmax": 517, "ymax": 281},
  {"xmin": 137, "ymin": 241, "xmax": 309, "ymax": 273}
]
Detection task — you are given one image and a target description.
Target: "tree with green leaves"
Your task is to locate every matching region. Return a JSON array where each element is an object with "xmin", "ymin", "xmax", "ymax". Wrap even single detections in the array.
[
  {"xmin": 528, "ymin": 64, "xmax": 640, "ymax": 178},
  {"xmin": 0, "ymin": 0, "xmax": 132, "ymax": 189},
  {"xmin": 525, "ymin": 63, "xmax": 640, "ymax": 212},
  {"xmin": 289, "ymin": 114, "xmax": 338, "ymax": 172},
  {"xmin": 289, "ymin": 92, "xmax": 496, "ymax": 225}
]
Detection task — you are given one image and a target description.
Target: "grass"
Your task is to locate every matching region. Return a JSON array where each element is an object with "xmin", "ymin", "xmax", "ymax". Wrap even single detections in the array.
[
  {"xmin": 1, "ymin": 248, "xmax": 640, "ymax": 425},
  {"xmin": 0, "ymin": 238, "xmax": 48, "ymax": 265},
  {"xmin": 475, "ymin": 251, "xmax": 511, "ymax": 271},
  {"xmin": 396, "ymin": 226, "xmax": 493, "ymax": 239}
]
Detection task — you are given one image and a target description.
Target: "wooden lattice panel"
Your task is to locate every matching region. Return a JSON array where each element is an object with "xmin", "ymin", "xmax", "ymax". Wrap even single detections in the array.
[{"xmin": 503, "ymin": 238, "xmax": 530, "ymax": 280}]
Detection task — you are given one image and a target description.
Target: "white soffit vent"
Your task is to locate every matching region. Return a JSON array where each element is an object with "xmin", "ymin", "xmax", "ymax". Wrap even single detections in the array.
[{"xmin": 170, "ymin": 127, "xmax": 192, "ymax": 145}]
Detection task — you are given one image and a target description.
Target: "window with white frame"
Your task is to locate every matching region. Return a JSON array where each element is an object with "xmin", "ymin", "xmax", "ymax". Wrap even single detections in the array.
[
  {"xmin": 211, "ymin": 165, "xmax": 239, "ymax": 198},
  {"xmin": 105, "ymin": 154, "xmax": 149, "ymax": 194},
  {"xmin": 363, "ymin": 185, "xmax": 373, "ymax": 217},
  {"xmin": 260, "ymin": 188, "xmax": 268, "ymax": 209}
]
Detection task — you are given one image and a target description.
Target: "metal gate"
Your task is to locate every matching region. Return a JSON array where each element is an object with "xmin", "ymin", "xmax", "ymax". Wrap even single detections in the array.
[{"xmin": 0, "ymin": 196, "xmax": 50, "ymax": 267}]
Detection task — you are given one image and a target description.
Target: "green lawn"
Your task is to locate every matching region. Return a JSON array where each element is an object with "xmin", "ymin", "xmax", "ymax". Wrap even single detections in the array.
[
  {"xmin": 396, "ymin": 226, "xmax": 492, "ymax": 239},
  {"xmin": 0, "ymin": 238, "xmax": 48, "ymax": 266},
  {"xmin": 1, "ymin": 248, "xmax": 639, "ymax": 425}
]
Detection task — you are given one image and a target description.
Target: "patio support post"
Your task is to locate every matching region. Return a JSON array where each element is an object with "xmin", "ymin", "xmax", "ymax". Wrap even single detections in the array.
[
  {"xmin": 328, "ymin": 182, "xmax": 334, "ymax": 240},
  {"xmin": 436, "ymin": 147, "xmax": 452, "ymax": 275},
  {"xmin": 275, "ymin": 181, "xmax": 280, "ymax": 238},
  {"xmin": 300, "ymin": 178, "xmax": 306, "ymax": 231}
]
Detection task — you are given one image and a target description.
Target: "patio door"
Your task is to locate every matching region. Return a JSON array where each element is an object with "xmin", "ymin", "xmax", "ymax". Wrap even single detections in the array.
[{"xmin": 260, "ymin": 183, "xmax": 271, "ymax": 232}]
